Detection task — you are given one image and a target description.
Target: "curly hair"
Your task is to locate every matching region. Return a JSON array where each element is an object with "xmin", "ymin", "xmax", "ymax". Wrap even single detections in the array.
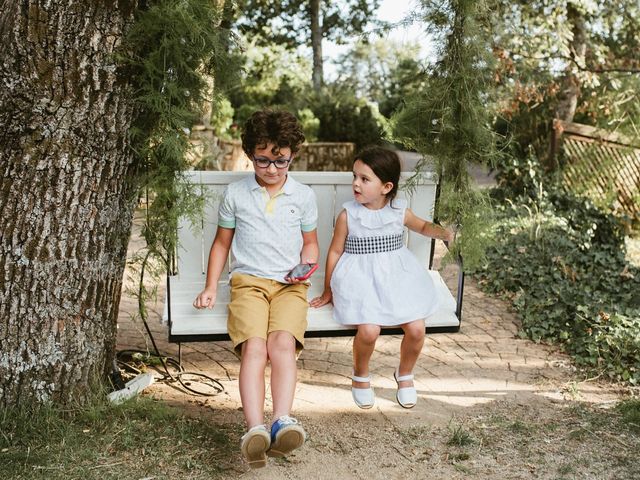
[{"xmin": 241, "ymin": 109, "xmax": 306, "ymax": 156}]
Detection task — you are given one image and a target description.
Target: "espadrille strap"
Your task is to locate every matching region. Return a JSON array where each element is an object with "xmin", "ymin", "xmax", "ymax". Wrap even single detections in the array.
[{"xmin": 394, "ymin": 372, "xmax": 414, "ymax": 382}]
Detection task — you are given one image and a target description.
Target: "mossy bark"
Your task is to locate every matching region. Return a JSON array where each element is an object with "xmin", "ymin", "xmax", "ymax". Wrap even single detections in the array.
[{"xmin": 0, "ymin": 0, "xmax": 138, "ymax": 406}]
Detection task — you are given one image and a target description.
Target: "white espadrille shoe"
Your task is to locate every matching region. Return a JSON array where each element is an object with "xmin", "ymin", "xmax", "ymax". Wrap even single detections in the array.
[
  {"xmin": 394, "ymin": 370, "xmax": 417, "ymax": 408},
  {"xmin": 351, "ymin": 373, "xmax": 375, "ymax": 409}
]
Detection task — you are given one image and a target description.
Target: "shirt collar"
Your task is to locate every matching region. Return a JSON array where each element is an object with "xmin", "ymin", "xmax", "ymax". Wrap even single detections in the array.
[{"xmin": 249, "ymin": 174, "xmax": 296, "ymax": 195}]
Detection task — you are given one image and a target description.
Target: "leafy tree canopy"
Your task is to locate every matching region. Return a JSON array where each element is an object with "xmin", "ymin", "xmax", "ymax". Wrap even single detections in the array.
[
  {"xmin": 491, "ymin": 0, "xmax": 640, "ymax": 156},
  {"xmin": 332, "ymin": 39, "xmax": 428, "ymax": 117},
  {"xmin": 235, "ymin": 0, "xmax": 384, "ymax": 47}
]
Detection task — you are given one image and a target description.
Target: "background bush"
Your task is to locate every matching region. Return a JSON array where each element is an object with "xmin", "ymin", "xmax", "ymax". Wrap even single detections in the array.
[{"xmin": 472, "ymin": 157, "xmax": 640, "ymax": 384}]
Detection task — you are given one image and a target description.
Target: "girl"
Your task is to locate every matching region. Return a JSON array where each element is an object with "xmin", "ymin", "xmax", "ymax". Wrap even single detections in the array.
[{"xmin": 310, "ymin": 146, "xmax": 454, "ymax": 409}]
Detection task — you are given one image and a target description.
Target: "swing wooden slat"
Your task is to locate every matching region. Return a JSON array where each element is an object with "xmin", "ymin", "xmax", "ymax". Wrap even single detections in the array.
[{"xmin": 164, "ymin": 171, "xmax": 462, "ymax": 343}]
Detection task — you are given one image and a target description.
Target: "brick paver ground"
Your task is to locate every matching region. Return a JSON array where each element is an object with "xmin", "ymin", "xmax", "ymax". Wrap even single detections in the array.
[{"xmin": 116, "ymin": 210, "xmax": 617, "ymax": 433}]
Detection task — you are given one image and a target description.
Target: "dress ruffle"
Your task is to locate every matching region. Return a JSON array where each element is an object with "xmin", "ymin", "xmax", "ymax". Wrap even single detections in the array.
[{"xmin": 343, "ymin": 198, "xmax": 407, "ymax": 228}]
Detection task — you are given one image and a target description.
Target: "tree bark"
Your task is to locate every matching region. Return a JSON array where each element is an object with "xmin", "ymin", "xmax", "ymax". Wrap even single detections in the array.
[
  {"xmin": 310, "ymin": 0, "xmax": 324, "ymax": 89},
  {"xmin": 0, "ymin": 1, "xmax": 138, "ymax": 406},
  {"xmin": 555, "ymin": 2, "xmax": 587, "ymax": 122}
]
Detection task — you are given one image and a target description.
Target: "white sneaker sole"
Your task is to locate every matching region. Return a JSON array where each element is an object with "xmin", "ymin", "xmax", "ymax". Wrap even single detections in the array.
[
  {"xmin": 240, "ymin": 429, "xmax": 271, "ymax": 468},
  {"xmin": 267, "ymin": 425, "xmax": 306, "ymax": 457}
]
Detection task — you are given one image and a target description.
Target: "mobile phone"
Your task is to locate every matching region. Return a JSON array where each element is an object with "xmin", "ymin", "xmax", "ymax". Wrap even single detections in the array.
[{"xmin": 286, "ymin": 262, "xmax": 318, "ymax": 281}]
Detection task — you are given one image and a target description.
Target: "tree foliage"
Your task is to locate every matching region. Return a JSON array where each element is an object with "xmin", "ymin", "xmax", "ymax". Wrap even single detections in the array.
[
  {"xmin": 392, "ymin": 0, "xmax": 497, "ymax": 269},
  {"xmin": 120, "ymin": 0, "xmax": 239, "ymax": 277},
  {"xmin": 236, "ymin": 0, "xmax": 382, "ymax": 47},
  {"xmin": 333, "ymin": 39, "xmax": 428, "ymax": 118},
  {"xmin": 491, "ymin": 0, "xmax": 640, "ymax": 159},
  {"xmin": 235, "ymin": 0, "xmax": 383, "ymax": 87}
]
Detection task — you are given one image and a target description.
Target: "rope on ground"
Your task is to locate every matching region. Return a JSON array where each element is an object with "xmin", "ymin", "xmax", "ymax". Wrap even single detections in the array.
[{"xmin": 114, "ymin": 305, "xmax": 224, "ymax": 397}]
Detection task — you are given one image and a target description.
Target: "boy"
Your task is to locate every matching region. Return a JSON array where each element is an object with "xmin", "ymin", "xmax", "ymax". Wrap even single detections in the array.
[{"xmin": 193, "ymin": 109, "xmax": 318, "ymax": 468}]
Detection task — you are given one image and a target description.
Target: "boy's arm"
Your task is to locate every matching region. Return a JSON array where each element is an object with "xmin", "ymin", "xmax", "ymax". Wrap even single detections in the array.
[
  {"xmin": 193, "ymin": 226, "xmax": 234, "ymax": 309},
  {"xmin": 310, "ymin": 210, "xmax": 347, "ymax": 307},
  {"xmin": 286, "ymin": 228, "xmax": 320, "ymax": 284},
  {"xmin": 300, "ymin": 229, "xmax": 319, "ymax": 265},
  {"xmin": 404, "ymin": 208, "xmax": 454, "ymax": 243}
]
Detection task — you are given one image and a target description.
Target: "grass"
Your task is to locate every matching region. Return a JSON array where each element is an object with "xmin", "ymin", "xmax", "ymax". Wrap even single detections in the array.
[
  {"xmin": 446, "ymin": 423, "xmax": 474, "ymax": 447},
  {"xmin": 0, "ymin": 394, "xmax": 241, "ymax": 480},
  {"xmin": 618, "ymin": 398, "xmax": 640, "ymax": 431}
]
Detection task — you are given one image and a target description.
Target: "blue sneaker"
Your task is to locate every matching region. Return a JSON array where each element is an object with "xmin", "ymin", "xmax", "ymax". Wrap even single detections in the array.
[{"xmin": 267, "ymin": 415, "xmax": 306, "ymax": 457}]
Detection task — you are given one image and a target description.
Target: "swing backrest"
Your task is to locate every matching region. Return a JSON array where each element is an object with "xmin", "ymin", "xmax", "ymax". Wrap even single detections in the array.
[{"xmin": 166, "ymin": 171, "xmax": 460, "ymax": 342}]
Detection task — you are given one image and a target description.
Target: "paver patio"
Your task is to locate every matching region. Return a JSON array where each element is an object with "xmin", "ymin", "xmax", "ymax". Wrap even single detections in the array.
[{"xmin": 116, "ymin": 211, "xmax": 617, "ymax": 433}]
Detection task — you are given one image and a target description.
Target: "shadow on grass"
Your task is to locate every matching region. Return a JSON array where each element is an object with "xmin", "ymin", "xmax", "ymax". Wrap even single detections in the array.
[{"xmin": 0, "ymin": 393, "xmax": 243, "ymax": 480}]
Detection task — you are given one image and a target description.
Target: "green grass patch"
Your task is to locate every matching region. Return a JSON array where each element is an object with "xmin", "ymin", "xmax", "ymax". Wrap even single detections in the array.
[
  {"xmin": 446, "ymin": 423, "xmax": 474, "ymax": 447},
  {"xmin": 0, "ymin": 395, "xmax": 240, "ymax": 480},
  {"xmin": 617, "ymin": 398, "xmax": 640, "ymax": 431}
]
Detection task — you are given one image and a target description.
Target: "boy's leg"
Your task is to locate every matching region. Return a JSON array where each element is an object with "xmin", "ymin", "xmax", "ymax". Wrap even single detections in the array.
[
  {"xmin": 266, "ymin": 330, "xmax": 297, "ymax": 419},
  {"xmin": 266, "ymin": 283, "xmax": 308, "ymax": 457},
  {"xmin": 239, "ymin": 338, "xmax": 268, "ymax": 428},
  {"xmin": 352, "ymin": 324, "xmax": 381, "ymax": 388},
  {"xmin": 228, "ymin": 274, "xmax": 273, "ymax": 467},
  {"xmin": 266, "ymin": 330, "xmax": 305, "ymax": 458},
  {"xmin": 238, "ymin": 338, "xmax": 271, "ymax": 469}
]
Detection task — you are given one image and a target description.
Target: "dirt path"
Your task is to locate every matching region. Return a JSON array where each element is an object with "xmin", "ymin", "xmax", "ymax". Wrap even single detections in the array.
[{"xmin": 116, "ymin": 212, "xmax": 635, "ymax": 479}]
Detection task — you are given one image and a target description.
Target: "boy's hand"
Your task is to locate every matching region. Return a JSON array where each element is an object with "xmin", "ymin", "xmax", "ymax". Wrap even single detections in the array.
[
  {"xmin": 193, "ymin": 288, "xmax": 217, "ymax": 309},
  {"xmin": 309, "ymin": 290, "xmax": 332, "ymax": 308},
  {"xmin": 284, "ymin": 276, "xmax": 307, "ymax": 284}
]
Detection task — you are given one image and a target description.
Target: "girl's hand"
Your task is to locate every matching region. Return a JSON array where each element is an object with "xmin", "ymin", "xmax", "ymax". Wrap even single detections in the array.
[
  {"xmin": 310, "ymin": 289, "xmax": 332, "ymax": 308},
  {"xmin": 443, "ymin": 227, "xmax": 455, "ymax": 245},
  {"xmin": 193, "ymin": 288, "xmax": 217, "ymax": 309}
]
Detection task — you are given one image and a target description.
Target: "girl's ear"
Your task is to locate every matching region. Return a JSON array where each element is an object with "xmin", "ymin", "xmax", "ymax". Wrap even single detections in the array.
[{"xmin": 382, "ymin": 182, "xmax": 394, "ymax": 195}]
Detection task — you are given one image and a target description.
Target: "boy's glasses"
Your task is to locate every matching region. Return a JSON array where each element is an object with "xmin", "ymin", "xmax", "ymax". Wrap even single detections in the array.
[{"xmin": 252, "ymin": 156, "xmax": 292, "ymax": 169}]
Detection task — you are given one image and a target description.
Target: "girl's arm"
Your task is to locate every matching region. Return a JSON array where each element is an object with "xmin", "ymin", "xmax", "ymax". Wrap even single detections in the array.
[
  {"xmin": 404, "ymin": 208, "xmax": 455, "ymax": 243},
  {"xmin": 309, "ymin": 210, "xmax": 348, "ymax": 308},
  {"xmin": 193, "ymin": 226, "xmax": 234, "ymax": 309}
]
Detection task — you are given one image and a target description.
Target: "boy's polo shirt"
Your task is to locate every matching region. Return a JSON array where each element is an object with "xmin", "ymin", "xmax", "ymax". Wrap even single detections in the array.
[{"xmin": 217, "ymin": 174, "xmax": 318, "ymax": 282}]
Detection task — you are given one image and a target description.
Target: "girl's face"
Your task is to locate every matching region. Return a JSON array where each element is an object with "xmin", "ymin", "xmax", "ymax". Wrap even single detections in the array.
[{"xmin": 352, "ymin": 159, "xmax": 393, "ymax": 210}]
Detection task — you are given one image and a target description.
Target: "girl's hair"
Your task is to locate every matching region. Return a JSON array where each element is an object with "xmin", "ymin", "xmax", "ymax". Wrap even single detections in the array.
[
  {"xmin": 354, "ymin": 146, "xmax": 401, "ymax": 202},
  {"xmin": 241, "ymin": 109, "xmax": 306, "ymax": 156}
]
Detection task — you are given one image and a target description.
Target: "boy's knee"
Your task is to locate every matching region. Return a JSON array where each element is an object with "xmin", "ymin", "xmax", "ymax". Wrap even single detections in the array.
[
  {"xmin": 266, "ymin": 330, "xmax": 296, "ymax": 355},
  {"xmin": 241, "ymin": 338, "xmax": 268, "ymax": 362}
]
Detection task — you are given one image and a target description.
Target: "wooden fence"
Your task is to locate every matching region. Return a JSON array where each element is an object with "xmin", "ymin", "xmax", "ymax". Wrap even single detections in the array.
[{"xmin": 550, "ymin": 120, "xmax": 640, "ymax": 222}]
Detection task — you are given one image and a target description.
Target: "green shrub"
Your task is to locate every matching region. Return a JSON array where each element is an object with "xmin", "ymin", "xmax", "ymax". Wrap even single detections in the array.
[
  {"xmin": 472, "ymin": 194, "xmax": 640, "ymax": 384},
  {"xmin": 311, "ymin": 87, "xmax": 385, "ymax": 149}
]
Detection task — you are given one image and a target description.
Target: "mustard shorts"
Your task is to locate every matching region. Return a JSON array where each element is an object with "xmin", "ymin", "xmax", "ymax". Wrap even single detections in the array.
[{"xmin": 228, "ymin": 273, "xmax": 309, "ymax": 356}]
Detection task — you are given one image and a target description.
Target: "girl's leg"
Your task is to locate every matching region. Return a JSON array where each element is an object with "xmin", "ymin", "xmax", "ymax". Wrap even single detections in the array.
[
  {"xmin": 239, "ymin": 337, "xmax": 269, "ymax": 428},
  {"xmin": 397, "ymin": 319, "xmax": 426, "ymax": 388},
  {"xmin": 266, "ymin": 330, "xmax": 297, "ymax": 419},
  {"xmin": 352, "ymin": 324, "xmax": 381, "ymax": 388}
]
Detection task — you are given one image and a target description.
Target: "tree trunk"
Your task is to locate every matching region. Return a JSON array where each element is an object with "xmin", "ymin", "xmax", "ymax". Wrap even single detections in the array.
[
  {"xmin": 0, "ymin": 1, "xmax": 138, "ymax": 406},
  {"xmin": 310, "ymin": 0, "xmax": 324, "ymax": 89},
  {"xmin": 555, "ymin": 3, "xmax": 587, "ymax": 122}
]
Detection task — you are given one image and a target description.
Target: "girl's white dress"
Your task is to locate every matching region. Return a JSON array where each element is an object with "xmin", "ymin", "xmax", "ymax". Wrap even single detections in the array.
[{"xmin": 330, "ymin": 199, "xmax": 440, "ymax": 326}]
